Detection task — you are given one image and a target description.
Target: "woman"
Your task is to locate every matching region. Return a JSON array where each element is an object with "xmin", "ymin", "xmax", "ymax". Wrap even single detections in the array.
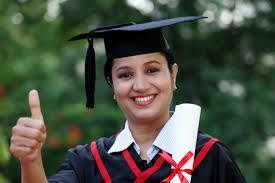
[{"xmin": 10, "ymin": 17, "xmax": 246, "ymax": 182}]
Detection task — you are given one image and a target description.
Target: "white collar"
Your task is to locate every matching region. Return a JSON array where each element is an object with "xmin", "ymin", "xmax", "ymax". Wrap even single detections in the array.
[
  {"xmin": 108, "ymin": 111, "xmax": 176, "ymax": 155},
  {"xmin": 108, "ymin": 121, "xmax": 137, "ymax": 153}
]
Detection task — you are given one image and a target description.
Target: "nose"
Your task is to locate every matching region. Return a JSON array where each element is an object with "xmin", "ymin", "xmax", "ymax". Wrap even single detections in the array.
[{"xmin": 132, "ymin": 72, "xmax": 150, "ymax": 93}]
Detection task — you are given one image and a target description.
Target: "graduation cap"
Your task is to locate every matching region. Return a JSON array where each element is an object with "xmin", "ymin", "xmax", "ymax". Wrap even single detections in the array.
[{"xmin": 69, "ymin": 16, "xmax": 206, "ymax": 109}]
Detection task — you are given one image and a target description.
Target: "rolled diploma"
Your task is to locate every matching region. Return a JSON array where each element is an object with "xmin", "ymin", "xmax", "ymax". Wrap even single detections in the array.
[{"xmin": 171, "ymin": 103, "xmax": 201, "ymax": 183}]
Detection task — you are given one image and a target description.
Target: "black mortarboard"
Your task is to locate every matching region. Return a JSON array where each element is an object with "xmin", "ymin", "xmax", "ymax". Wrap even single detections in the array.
[{"xmin": 69, "ymin": 16, "xmax": 206, "ymax": 109}]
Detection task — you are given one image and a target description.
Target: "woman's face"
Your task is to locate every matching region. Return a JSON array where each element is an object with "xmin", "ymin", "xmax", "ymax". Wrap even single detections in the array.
[{"xmin": 111, "ymin": 52, "xmax": 178, "ymax": 123}]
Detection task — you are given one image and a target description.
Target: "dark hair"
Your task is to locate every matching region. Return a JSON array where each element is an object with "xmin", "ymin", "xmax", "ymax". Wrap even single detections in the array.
[{"xmin": 104, "ymin": 51, "xmax": 175, "ymax": 86}]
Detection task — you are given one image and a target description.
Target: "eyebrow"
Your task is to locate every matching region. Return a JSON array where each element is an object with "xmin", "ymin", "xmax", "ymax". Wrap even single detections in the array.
[
  {"xmin": 115, "ymin": 66, "xmax": 131, "ymax": 72},
  {"xmin": 114, "ymin": 60, "xmax": 161, "ymax": 72},
  {"xmin": 144, "ymin": 60, "xmax": 161, "ymax": 65}
]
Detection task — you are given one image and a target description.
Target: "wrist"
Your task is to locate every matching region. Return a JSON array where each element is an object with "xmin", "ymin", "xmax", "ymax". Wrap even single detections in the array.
[{"xmin": 20, "ymin": 154, "xmax": 42, "ymax": 168}]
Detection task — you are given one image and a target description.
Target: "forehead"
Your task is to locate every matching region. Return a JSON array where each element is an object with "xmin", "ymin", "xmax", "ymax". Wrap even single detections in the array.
[{"xmin": 112, "ymin": 52, "xmax": 166, "ymax": 69}]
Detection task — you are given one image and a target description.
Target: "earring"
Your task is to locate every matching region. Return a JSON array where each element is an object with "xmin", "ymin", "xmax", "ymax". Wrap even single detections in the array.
[
  {"xmin": 174, "ymin": 85, "xmax": 177, "ymax": 91},
  {"xmin": 113, "ymin": 94, "xmax": 116, "ymax": 100}
]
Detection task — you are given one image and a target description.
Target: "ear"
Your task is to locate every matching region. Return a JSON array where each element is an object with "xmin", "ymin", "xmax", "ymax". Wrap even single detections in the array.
[{"xmin": 171, "ymin": 63, "xmax": 178, "ymax": 89}]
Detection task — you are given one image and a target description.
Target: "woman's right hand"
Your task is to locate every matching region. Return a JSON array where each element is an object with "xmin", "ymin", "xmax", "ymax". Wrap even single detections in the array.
[{"xmin": 10, "ymin": 90, "xmax": 47, "ymax": 163}]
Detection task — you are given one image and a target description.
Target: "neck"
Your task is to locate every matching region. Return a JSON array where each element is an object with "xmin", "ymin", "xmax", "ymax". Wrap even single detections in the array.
[{"xmin": 127, "ymin": 111, "xmax": 170, "ymax": 148}]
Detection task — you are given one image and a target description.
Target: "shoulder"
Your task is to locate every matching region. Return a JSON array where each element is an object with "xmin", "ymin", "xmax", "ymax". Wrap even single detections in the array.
[
  {"xmin": 196, "ymin": 131, "xmax": 214, "ymax": 149},
  {"xmin": 67, "ymin": 134, "xmax": 116, "ymax": 160},
  {"xmin": 93, "ymin": 135, "xmax": 116, "ymax": 151},
  {"xmin": 196, "ymin": 131, "xmax": 228, "ymax": 151},
  {"xmin": 68, "ymin": 134, "xmax": 117, "ymax": 162},
  {"xmin": 195, "ymin": 131, "xmax": 235, "ymax": 163}
]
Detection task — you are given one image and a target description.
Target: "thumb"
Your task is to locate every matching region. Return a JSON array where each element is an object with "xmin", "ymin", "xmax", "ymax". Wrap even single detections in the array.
[{"xmin": 29, "ymin": 89, "xmax": 44, "ymax": 121}]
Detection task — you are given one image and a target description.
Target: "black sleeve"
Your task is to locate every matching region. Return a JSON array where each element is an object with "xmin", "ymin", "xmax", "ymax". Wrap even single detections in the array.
[
  {"xmin": 48, "ymin": 145, "xmax": 91, "ymax": 183},
  {"xmin": 192, "ymin": 142, "xmax": 247, "ymax": 183},
  {"xmin": 212, "ymin": 142, "xmax": 246, "ymax": 183}
]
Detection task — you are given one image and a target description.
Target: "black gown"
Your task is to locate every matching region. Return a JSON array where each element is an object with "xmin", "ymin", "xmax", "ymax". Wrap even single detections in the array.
[{"xmin": 48, "ymin": 131, "xmax": 246, "ymax": 183}]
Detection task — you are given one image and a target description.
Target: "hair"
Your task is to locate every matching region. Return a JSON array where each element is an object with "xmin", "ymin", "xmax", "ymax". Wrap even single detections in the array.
[{"xmin": 104, "ymin": 51, "xmax": 175, "ymax": 86}]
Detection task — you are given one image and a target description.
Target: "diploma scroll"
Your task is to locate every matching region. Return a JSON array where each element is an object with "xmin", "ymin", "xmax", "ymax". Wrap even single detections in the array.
[{"xmin": 171, "ymin": 103, "xmax": 201, "ymax": 183}]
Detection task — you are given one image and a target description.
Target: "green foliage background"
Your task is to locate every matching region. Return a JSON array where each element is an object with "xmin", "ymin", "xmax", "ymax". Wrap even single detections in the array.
[{"xmin": 1, "ymin": 0, "xmax": 275, "ymax": 182}]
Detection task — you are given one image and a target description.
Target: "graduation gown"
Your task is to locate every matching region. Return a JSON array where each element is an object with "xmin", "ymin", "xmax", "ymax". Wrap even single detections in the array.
[{"xmin": 48, "ymin": 131, "xmax": 246, "ymax": 183}]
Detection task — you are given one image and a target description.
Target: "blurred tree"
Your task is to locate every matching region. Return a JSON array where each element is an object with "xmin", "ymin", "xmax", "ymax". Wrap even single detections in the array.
[{"xmin": 0, "ymin": 0, "xmax": 275, "ymax": 182}]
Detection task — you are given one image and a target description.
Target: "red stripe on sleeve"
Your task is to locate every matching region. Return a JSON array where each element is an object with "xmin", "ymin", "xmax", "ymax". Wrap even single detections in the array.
[
  {"xmin": 90, "ymin": 141, "xmax": 112, "ymax": 183},
  {"xmin": 193, "ymin": 138, "xmax": 219, "ymax": 171}
]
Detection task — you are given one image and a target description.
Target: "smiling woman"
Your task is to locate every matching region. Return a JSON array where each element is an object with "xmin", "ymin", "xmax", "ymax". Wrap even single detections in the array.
[
  {"xmin": 10, "ymin": 17, "xmax": 246, "ymax": 183},
  {"xmin": 111, "ymin": 53, "xmax": 177, "ymax": 124}
]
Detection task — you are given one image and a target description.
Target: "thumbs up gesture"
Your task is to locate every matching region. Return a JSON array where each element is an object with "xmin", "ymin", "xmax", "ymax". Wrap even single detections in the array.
[{"xmin": 10, "ymin": 90, "xmax": 47, "ymax": 162}]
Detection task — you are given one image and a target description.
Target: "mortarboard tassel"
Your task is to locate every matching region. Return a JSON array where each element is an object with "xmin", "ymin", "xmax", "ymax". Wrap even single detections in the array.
[{"xmin": 85, "ymin": 37, "xmax": 95, "ymax": 109}]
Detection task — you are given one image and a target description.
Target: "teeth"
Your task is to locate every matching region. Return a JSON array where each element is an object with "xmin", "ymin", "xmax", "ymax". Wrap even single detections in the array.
[{"xmin": 134, "ymin": 95, "xmax": 154, "ymax": 102}]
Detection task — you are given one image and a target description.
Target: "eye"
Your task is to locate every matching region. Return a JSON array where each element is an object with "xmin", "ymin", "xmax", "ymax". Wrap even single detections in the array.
[
  {"xmin": 147, "ymin": 68, "xmax": 159, "ymax": 73},
  {"xmin": 118, "ymin": 72, "xmax": 133, "ymax": 79}
]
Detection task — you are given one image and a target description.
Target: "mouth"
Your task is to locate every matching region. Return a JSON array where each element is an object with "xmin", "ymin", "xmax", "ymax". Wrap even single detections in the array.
[{"xmin": 131, "ymin": 94, "xmax": 156, "ymax": 107}]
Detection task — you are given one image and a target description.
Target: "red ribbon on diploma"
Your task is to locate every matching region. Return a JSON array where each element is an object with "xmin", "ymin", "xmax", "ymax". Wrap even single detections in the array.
[{"xmin": 159, "ymin": 151, "xmax": 194, "ymax": 183}]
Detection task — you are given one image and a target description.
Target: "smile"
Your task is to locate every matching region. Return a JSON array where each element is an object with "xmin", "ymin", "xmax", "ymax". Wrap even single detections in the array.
[{"xmin": 132, "ymin": 95, "xmax": 156, "ymax": 106}]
